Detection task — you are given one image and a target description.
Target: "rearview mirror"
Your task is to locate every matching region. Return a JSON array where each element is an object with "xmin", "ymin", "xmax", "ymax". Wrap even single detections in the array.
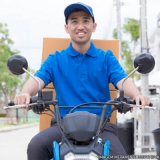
[
  {"xmin": 7, "ymin": 55, "xmax": 28, "ymax": 75},
  {"xmin": 134, "ymin": 53, "xmax": 155, "ymax": 74},
  {"xmin": 7, "ymin": 54, "xmax": 41, "ymax": 92},
  {"xmin": 120, "ymin": 53, "xmax": 155, "ymax": 98}
]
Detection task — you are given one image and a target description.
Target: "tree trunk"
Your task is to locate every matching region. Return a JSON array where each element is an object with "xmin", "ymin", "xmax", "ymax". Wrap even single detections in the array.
[
  {"xmin": 23, "ymin": 109, "xmax": 26, "ymax": 123},
  {"xmin": 4, "ymin": 91, "xmax": 14, "ymax": 124}
]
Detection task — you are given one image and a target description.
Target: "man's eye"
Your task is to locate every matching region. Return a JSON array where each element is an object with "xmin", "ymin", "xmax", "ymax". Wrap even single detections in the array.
[
  {"xmin": 84, "ymin": 20, "xmax": 89, "ymax": 22},
  {"xmin": 72, "ymin": 21, "xmax": 77, "ymax": 23}
]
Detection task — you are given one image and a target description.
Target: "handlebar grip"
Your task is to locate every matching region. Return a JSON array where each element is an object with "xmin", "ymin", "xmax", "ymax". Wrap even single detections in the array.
[
  {"xmin": 130, "ymin": 100, "xmax": 153, "ymax": 107},
  {"xmin": 8, "ymin": 96, "xmax": 38, "ymax": 106},
  {"xmin": 8, "ymin": 101, "xmax": 15, "ymax": 106}
]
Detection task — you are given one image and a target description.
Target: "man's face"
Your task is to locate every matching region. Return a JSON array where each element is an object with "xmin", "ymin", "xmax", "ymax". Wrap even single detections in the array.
[{"xmin": 64, "ymin": 11, "xmax": 97, "ymax": 45}]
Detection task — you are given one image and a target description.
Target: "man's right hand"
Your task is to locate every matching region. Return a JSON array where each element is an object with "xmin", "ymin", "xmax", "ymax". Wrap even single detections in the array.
[{"xmin": 14, "ymin": 93, "xmax": 31, "ymax": 111}]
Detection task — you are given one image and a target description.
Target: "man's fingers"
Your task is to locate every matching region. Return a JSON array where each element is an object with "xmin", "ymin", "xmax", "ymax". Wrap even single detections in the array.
[
  {"xmin": 14, "ymin": 97, "xmax": 18, "ymax": 105},
  {"xmin": 130, "ymin": 107, "xmax": 133, "ymax": 113},
  {"xmin": 146, "ymin": 97, "xmax": 151, "ymax": 106},
  {"xmin": 141, "ymin": 97, "xmax": 145, "ymax": 109},
  {"xmin": 26, "ymin": 96, "xmax": 31, "ymax": 105},
  {"xmin": 13, "ymin": 93, "xmax": 31, "ymax": 110},
  {"xmin": 134, "ymin": 95, "xmax": 151, "ymax": 109},
  {"xmin": 135, "ymin": 96, "xmax": 140, "ymax": 107},
  {"xmin": 22, "ymin": 95, "xmax": 26, "ymax": 104},
  {"xmin": 17, "ymin": 96, "xmax": 22, "ymax": 105},
  {"xmin": 137, "ymin": 96, "xmax": 145, "ymax": 109},
  {"xmin": 26, "ymin": 106, "xmax": 31, "ymax": 111}
]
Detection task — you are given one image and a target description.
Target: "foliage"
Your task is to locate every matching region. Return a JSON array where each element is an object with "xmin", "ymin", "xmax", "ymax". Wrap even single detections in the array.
[
  {"xmin": 123, "ymin": 18, "xmax": 140, "ymax": 42},
  {"xmin": 0, "ymin": 113, "xmax": 6, "ymax": 117},
  {"xmin": 0, "ymin": 23, "xmax": 20, "ymax": 104},
  {"xmin": 0, "ymin": 23, "xmax": 34, "ymax": 123},
  {"xmin": 112, "ymin": 18, "xmax": 140, "ymax": 80}
]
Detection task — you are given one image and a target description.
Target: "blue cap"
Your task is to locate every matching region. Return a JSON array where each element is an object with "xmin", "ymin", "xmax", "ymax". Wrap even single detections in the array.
[{"xmin": 64, "ymin": 2, "xmax": 94, "ymax": 21}]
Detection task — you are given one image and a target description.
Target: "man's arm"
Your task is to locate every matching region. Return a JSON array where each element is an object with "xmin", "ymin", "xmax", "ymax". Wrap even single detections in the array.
[
  {"xmin": 14, "ymin": 76, "xmax": 45, "ymax": 111},
  {"xmin": 116, "ymin": 78, "xmax": 151, "ymax": 109}
]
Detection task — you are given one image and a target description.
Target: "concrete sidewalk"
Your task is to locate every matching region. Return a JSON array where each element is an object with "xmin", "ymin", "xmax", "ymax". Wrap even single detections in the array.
[
  {"xmin": 0, "ymin": 122, "xmax": 159, "ymax": 160},
  {"xmin": 0, "ymin": 122, "xmax": 39, "ymax": 132},
  {"xmin": 128, "ymin": 150, "xmax": 158, "ymax": 160}
]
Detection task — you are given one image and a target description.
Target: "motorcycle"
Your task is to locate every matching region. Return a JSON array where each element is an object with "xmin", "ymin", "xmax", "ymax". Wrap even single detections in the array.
[{"xmin": 4, "ymin": 53, "xmax": 155, "ymax": 160}]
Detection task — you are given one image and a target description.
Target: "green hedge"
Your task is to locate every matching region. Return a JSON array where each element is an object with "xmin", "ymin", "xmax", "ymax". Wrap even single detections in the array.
[{"xmin": 0, "ymin": 113, "xmax": 7, "ymax": 117}]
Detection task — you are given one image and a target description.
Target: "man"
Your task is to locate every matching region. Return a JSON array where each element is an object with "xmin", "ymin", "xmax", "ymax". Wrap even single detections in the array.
[{"xmin": 14, "ymin": 2, "xmax": 150, "ymax": 160}]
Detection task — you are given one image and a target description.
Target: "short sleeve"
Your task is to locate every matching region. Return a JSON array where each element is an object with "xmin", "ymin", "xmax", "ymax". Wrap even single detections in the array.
[
  {"xmin": 34, "ymin": 54, "xmax": 55, "ymax": 88},
  {"xmin": 106, "ymin": 50, "xmax": 127, "ymax": 89}
]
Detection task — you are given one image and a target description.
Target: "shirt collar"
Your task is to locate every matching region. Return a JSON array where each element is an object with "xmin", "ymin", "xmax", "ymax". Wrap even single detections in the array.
[{"xmin": 67, "ymin": 41, "xmax": 97, "ymax": 57}]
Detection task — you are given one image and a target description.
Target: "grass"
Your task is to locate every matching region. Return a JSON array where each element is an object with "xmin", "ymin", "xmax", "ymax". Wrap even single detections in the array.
[{"xmin": 0, "ymin": 120, "xmax": 39, "ymax": 129}]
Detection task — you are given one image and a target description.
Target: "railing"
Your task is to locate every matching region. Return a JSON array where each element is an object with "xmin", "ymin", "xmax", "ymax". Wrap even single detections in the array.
[{"xmin": 134, "ymin": 94, "xmax": 160, "ymax": 150}]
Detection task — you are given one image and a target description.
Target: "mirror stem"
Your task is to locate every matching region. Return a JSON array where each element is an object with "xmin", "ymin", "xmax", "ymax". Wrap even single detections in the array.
[
  {"xmin": 22, "ymin": 67, "xmax": 41, "ymax": 91},
  {"xmin": 119, "ymin": 66, "xmax": 139, "ymax": 100},
  {"xmin": 121, "ymin": 66, "xmax": 139, "ymax": 91}
]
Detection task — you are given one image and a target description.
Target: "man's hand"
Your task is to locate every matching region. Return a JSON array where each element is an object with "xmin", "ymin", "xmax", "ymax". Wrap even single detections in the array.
[
  {"xmin": 117, "ymin": 78, "xmax": 151, "ymax": 113},
  {"xmin": 130, "ymin": 94, "xmax": 151, "ymax": 112},
  {"xmin": 13, "ymin": 76, "xmax": 45, "ymax": 111},
  {"xmin": 14, "ymin": 93, "xmax": 31, "ymax": 111}
]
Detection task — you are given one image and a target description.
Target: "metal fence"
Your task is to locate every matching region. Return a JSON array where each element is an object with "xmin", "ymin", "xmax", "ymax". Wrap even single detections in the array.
[
  {"xmin": 134, "ymin": 94, "xmax": 160, "ymax": 150},
  {"xmin": 0, "ymin": 109, "xmax": 39, "ymax": 125}
]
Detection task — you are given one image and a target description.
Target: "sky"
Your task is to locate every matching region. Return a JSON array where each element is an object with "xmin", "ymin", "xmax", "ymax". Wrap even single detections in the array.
[
  {"xmin": 0, "ymin": 0, "xmax": 160, "ymax": 70},
  {"xmin": 0, "ymin": 0, "xmax": 160, "ymax": 123}
]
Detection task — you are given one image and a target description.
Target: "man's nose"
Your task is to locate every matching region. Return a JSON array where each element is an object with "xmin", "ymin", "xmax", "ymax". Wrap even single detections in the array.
[{"xmin": 77, "ymin": 22, "xmax": 85, "ymax": 30}]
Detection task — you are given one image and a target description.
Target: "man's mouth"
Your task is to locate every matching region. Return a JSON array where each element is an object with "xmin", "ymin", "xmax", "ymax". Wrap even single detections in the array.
[
  {"xmin": 77, "ymin": 32, "xmax": 85, "ymax": 35},
  {"xmin": 76, "ymin": 32, "xmax": 86, "ymax": 37}
]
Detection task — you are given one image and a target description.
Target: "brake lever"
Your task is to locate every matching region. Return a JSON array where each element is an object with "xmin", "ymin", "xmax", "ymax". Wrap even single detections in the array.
[
  {"xmin": 130, "ymin": 105, "xmax": 156, "ymax": 110},
  {"xmin": 3, "ymin": 102, "xmax": 42, "ymax": 110},
  {"xmin": 4, "ymin": 105, "xmax": 28, "ymax": 110}
]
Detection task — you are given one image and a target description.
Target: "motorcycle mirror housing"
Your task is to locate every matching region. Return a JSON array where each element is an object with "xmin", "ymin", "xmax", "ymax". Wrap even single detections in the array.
[
  {"xmin": 7, "ymin": 55, "xmax": 28, "ymax": 75},
  {"xmin": 120, "ymin": 53, "xmax": 155, "ymax": 100},
  {"xmin": 7, "ymin": 54, "xmax": 41, "ymax": 93},
  {"xmin": 134, "ymin": 53, "xmax": 155, "ymax": 74}
]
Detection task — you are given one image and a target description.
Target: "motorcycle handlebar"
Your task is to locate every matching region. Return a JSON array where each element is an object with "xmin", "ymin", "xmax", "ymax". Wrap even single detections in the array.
[
  {"xmin": 8, "ymin": 96, "xmax": 58, "ymax": 107},
  {"xmin": 7, "ymin": 96, "xmax": 153, "ymax": 111},
  {"xmin": 129, "ymin": 100, "xmax": 153, "ymax": 107},
  {"xmin": 8, "ymin": 96, "xmax": 38, "ymax": 106},
  {"xmin": 8, "ymin": 100, "xmax": 153, "ymax": 107}
]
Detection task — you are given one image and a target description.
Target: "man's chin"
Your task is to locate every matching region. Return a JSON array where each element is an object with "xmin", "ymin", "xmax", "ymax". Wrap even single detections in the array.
[{"xmin": 73, "ymin": 39, "xmax": 90, "ymax": 45}]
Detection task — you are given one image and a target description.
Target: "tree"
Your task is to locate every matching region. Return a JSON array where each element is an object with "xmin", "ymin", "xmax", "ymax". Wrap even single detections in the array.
[
  {"xmin": 113, "ymin": 18, "xmax": 140, "ymax": 80},
  {"xmin": 0, "ymin": 23, "xmax": 34, "ymax": 124},
  {"xmin": 123, "ymin": 18, "xmax": 139, "ymax": 54}
]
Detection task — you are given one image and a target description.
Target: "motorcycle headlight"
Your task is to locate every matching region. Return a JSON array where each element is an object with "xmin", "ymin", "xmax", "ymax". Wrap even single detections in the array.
[{"xmin": 64, "ymin": 152, "xmax": 98, "ymax": 160}]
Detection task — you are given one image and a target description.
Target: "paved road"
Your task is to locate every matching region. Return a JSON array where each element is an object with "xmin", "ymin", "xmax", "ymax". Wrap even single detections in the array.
[
  {"xmin": 0, "ymin": 125, "xmax": 39, "ymax": 160},
  {"xmin": 0, "ymin": 125, "xmax": 158, "ymax": 160}
]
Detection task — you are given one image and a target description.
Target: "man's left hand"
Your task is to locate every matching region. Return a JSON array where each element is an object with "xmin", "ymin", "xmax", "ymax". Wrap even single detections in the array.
[{"xmin": 130, "ymin": 94, "xmax": 151, "ymax": 112}]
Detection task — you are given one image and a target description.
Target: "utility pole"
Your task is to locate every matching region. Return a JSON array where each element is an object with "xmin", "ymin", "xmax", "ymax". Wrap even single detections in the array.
[
  {"xmin": 115, "ymin": 0, "xmax": 123, "ymax": 64},
  {"xmin": 157, "ymin": 12, "xmax": 160, "ymax": 28},
  {"xmin": 139, "ymin": 0, "xmax": 150, "ymax": 152}
]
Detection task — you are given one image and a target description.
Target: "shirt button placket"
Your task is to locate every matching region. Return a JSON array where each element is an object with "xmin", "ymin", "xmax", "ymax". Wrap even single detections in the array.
[{"xmin": 80, "ymin": 55, "xmax": 87, "ymax": 79}]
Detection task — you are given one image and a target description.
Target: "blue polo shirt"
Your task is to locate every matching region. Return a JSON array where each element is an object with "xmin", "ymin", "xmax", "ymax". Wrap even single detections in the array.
[{"xmin": 34, "ymin": 42, "xmax": 127, "ymax": 117}]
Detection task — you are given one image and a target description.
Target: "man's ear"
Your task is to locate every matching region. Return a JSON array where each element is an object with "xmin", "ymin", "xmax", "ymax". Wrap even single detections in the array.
[
  {"xmin": 64, "ymin": 24, "xmax": 69, "ymax": 34},
  {"xmin": 92, "ymin": 23, "xmax": 97, "ymax": 33}
]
